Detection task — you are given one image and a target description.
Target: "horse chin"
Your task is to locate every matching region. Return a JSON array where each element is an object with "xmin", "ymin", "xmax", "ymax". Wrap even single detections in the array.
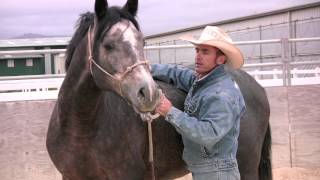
[{"xmin": 131, "ymin": 102, "xmax": 156, "ymax": 114}]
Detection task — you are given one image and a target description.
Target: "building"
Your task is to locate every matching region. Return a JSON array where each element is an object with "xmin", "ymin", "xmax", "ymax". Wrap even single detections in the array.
[
  {"xmin": 0, "ymin": 2, "xmax": 319, "ymax": 76},
  {"xmin": 0, "ymin": 37, "xmax": 69, "ymax": 76},
  {"xmin": 144, "ymin": 2, "xmax": 320, "ymax": 66}
]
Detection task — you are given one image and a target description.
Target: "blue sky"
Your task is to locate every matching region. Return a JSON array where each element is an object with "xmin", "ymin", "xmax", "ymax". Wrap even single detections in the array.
[{"xmin": 0, "ymin": 0, "xmax": 318, "ymax": 39}]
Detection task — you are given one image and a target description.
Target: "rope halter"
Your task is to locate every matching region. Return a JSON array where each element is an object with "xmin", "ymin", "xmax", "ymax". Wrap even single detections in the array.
[{"xmin": 87, "ymin": 25, "xmax": 149, "ymax": 96}]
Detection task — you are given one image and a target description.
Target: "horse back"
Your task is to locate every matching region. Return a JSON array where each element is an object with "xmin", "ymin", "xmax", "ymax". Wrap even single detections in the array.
[{"xmin": 230, "ymin": 69, "xmax": 271, "ymax": 180}]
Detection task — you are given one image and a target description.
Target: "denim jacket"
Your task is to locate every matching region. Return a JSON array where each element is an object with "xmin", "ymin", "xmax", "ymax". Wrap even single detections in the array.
[{"xmin": 151, "ymin": 64, "xmax": 246, "ymax": 173}]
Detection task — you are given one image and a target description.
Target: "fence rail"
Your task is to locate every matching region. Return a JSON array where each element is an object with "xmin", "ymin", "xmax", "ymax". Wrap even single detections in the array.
[
  {"xmin": 1, "ymin": 37, "xmax": 319, "ymax": 55},
  {"xmin": 0, "ymin": 64, "xmax": 319, "ymax": 102},
  {"xmin": 0, "ymin": 76, "xmax": 64, "ymax": 102},
  {"xmin": 0, "ymin": 37, "xmax": 319, "ymax": 102}
]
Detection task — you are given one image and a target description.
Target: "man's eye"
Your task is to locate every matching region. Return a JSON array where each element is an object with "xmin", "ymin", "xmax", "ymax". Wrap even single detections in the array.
[{"xmin": 203, "ymin": 50, "xmax": 209, "ymax": 54}]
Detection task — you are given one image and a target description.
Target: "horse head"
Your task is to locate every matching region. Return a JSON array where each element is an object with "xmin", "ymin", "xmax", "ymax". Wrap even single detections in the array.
[{"xmin": 88, "ymin": 0, "xmax": 161, "ymax": 113}]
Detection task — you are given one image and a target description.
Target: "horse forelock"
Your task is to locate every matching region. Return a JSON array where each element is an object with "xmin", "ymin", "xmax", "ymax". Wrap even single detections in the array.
[
  {"xmin": 94, "ymin": 7, "xmax": 140, "ymax": 47},
  {"xmin": 107, "ymin": 20, "xmax": 141, "ymax": 56}
]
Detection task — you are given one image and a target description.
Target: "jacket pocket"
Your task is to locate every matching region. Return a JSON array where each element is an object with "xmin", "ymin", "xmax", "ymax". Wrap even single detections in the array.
[
  {"xmin": 184, "ymin": 99, "xmax": 198, "ymax": 114},
  {"xmin": 217, "ymin": 159, "xmax": 238, "ymax": 170},
  {"xmin": 202, "ymin": 147, "xmax": 213, "ymax": 158}
]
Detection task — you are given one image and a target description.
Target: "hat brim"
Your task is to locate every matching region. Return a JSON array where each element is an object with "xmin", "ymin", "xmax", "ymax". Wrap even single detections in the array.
[{"xmin": 180, "ymin": 35, "xmax": 244, "ymax": 69}]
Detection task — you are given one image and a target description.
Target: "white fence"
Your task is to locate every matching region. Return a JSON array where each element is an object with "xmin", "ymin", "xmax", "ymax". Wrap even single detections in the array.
[
  {"xmin": 145, "ymin": 37, "xmax": 320, "ymax": 87},
  {"xmin": 247, "ymin": 68, "xmax": 320, "ymax": 86},
  {"xmin": 0, "ymin": 37, "xmax": 320, "ymax": 102},
  {"xmin": 0, "ymin": 66, "xmax": 319, "ymax": 102},
  {"xmin": 0, "ymin": 75, "xmax": 64, "ymax": 102}
]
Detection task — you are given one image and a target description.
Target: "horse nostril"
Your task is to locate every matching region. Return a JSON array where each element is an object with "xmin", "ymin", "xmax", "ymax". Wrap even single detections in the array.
[{"xmin": 138, "ymin": 87, "xmax": 146, "ymax": 101}]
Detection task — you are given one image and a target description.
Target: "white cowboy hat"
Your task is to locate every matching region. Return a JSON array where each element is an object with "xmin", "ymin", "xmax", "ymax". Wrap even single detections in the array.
[{"xmin": 180, "ymin": 26, "xmax": 244, "ymax": 69}]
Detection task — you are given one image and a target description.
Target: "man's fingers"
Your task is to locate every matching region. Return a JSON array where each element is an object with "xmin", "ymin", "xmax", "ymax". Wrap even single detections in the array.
[{"xmin": 160, "ymin": 94, "xmax": 165, "ymax": 101}]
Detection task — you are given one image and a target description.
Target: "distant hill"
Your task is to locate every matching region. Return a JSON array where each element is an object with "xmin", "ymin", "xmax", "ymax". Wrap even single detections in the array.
[{"xmin": 12, "ymin": 33, "xmax": 68, "ymax": 39}]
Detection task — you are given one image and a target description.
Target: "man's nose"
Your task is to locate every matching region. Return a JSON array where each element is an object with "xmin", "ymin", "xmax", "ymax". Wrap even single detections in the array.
[{"xmin": 195, "ymin": 52, "xmax": 201, "ymax": 59}]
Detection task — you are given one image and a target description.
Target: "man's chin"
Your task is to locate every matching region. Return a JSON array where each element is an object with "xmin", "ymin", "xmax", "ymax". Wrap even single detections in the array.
[
  {"xmin": 196, "ymin": 69, "xmax": 212, "ymax": 78},
  {"xmin": 195, "ymin": 67, "xmax": 204, "ymax": 74}
]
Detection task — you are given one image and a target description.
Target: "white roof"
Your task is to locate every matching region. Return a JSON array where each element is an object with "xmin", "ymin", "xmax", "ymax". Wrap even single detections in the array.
[
  {"xmin": 0, "ymin": 37, "xmax": 71, "ymax": 48},
  {"xmin": 0, "ymin": 54, "xmax": 43, "ymax": 59}
]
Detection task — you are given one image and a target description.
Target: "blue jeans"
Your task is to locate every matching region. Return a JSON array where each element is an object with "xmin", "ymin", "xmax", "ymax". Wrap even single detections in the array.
[{"xmin": 192, "ymin": 168, "xmax": 240, "ymax": 180}]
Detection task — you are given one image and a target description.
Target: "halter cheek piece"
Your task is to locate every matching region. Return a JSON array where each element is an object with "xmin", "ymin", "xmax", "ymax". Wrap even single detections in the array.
[{"xmin": 87, "ymin": 25, "xmax": 149, "ymax": 96}]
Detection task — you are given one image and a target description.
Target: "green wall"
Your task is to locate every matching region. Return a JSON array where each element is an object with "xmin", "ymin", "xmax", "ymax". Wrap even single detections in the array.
[{"xmin": 0, "ymin": 58, "xmax": 45, "ymax": 76}]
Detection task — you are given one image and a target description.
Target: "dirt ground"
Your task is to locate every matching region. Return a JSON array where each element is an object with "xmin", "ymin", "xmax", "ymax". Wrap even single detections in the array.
[
  {"xmin": 1, "ymin": 86, "xmax": 320, "ymax": 180},
  {"xmin": 272, "ymin": 167, "xmax": 320, "ymax": 180},
  {"xmin": 175, "ymin": 168, "xmax": 320, "ymax": 180}
]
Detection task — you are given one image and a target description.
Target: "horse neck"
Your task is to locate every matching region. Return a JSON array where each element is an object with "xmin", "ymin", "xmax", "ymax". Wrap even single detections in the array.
[{"xmin": 58, "ymin": 35, "xmax": 103, "ymax": 135}]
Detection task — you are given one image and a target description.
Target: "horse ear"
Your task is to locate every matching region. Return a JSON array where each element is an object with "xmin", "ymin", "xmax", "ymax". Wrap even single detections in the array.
[
  {"xmin": 95, "ymin": 0, "xmax": 108, "ymax": 19},
  {"xmin": 122, "ymin": 0, "xmax": 138, "ymax": 17}
]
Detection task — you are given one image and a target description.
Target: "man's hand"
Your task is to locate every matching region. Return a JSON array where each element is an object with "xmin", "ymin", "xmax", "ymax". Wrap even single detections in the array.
[{"xmin": 155, "ymin": 94, "xmax": 172, "ymax": 117}]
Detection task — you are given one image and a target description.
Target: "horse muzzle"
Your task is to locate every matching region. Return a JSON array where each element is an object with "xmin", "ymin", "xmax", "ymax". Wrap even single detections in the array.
[{"xmin": 121, "ymin": 73, "xmax": 162, "ymax": 113}]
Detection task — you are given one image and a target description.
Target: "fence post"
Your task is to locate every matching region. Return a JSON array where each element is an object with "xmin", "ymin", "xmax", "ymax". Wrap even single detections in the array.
[
  {"xmin": 292, "ymin": 68, "xmax": 298, "ymax": 78},
  {"xmin": 281, "ymin": 38, "xmax": 290, "ymax": 86},
  {"xmin": 273, "ymin": 68, "xmax": 279, "ymax": 79},
  {"xmin": 254, "ymin": 69, "xmax": 260, "ymax": 80},
  {"xmin": 158, "ymin": 42, "xmax": 161, "ymax": 64},
  {"xmin": 173, "ymin": 40, "xmax": 177, "ymax": 64},
  {"xmin": 316, "ymin": 67, "xmax": 320, "ymax": 77},
  {"xmin": 44, "ymin": 47, "xmax": 52, "ymax": 75}
]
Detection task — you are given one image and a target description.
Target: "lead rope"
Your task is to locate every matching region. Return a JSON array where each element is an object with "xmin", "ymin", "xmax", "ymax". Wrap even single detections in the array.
[
  {"xmin": 147, "ymin": 121, "xmax": 155, "ymax": 180},
  {"xmin": 140, "ymin": 90, "xmax": 162, "ymax": 180},
  {"xmin": 141, "ymin": 113, "xmax": 159, "ymax": 180}
]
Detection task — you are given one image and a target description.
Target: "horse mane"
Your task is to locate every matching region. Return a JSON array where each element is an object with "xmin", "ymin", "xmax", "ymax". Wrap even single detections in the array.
[
  {"xmin": 65, "ymin": 7, "xmax": 140, "ymax": 71},
  {"xmin": 65, "ymin": 12, "xmax": 94, "ymax": 71}
]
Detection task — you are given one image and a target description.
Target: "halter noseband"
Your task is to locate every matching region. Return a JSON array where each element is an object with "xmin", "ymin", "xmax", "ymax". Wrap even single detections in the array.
[{"xmin": 87, "ymin": 25, "xmax": 149, "ymax": 96}]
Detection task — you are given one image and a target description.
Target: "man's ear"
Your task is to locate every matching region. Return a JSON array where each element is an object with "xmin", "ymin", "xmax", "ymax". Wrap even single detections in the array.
[{"xmin": 216, "ymin": 55, "xmax": 227, "ymax": 65}]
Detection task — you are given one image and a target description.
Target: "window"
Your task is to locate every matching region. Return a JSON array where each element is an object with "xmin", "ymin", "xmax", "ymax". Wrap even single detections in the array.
[
  {"xmin": 7, "ymin": 59, "xmax": 14, "ymax": 67},
  {"xmin": 26, "ymin": 59, "xmax": 33, "ymax": 67}
]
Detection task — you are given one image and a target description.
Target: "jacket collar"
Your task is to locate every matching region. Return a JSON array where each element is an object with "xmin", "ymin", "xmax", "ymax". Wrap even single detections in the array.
[{"xmin": 196, "ymin": 64, "xmax": 227, "ymax": 84}]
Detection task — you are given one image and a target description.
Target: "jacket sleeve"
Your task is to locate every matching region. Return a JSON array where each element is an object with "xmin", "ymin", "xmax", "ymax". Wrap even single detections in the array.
[
  {"xmin": 165, "ymin": 93, "xmax": 238, "ymax": 148},
  {"xmin": 151, "ymin": 63, "xmax": 196, "ymax": 92}
]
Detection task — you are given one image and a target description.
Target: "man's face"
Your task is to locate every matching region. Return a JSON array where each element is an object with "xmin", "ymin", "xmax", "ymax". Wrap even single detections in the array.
[{"xmin": 194, "ymin": 44, "xmax": 222, "ymax": 77}]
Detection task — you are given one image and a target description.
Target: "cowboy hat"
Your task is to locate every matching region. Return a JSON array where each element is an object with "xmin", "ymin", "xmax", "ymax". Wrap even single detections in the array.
[{"xmin": 180, "ymin": 26, "xmax": 244, "ymax": 69}]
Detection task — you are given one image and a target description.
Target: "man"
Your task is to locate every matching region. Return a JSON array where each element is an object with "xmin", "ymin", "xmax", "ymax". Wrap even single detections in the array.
[{"xmin": 151, "ymin": 26, "xmax": 246, "ymax": 180}]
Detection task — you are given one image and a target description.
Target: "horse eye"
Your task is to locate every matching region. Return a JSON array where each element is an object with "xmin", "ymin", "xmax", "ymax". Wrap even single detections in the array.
[{"xmin": 104, "ymin": 44, "xmax": 114, "ymax": 51}]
